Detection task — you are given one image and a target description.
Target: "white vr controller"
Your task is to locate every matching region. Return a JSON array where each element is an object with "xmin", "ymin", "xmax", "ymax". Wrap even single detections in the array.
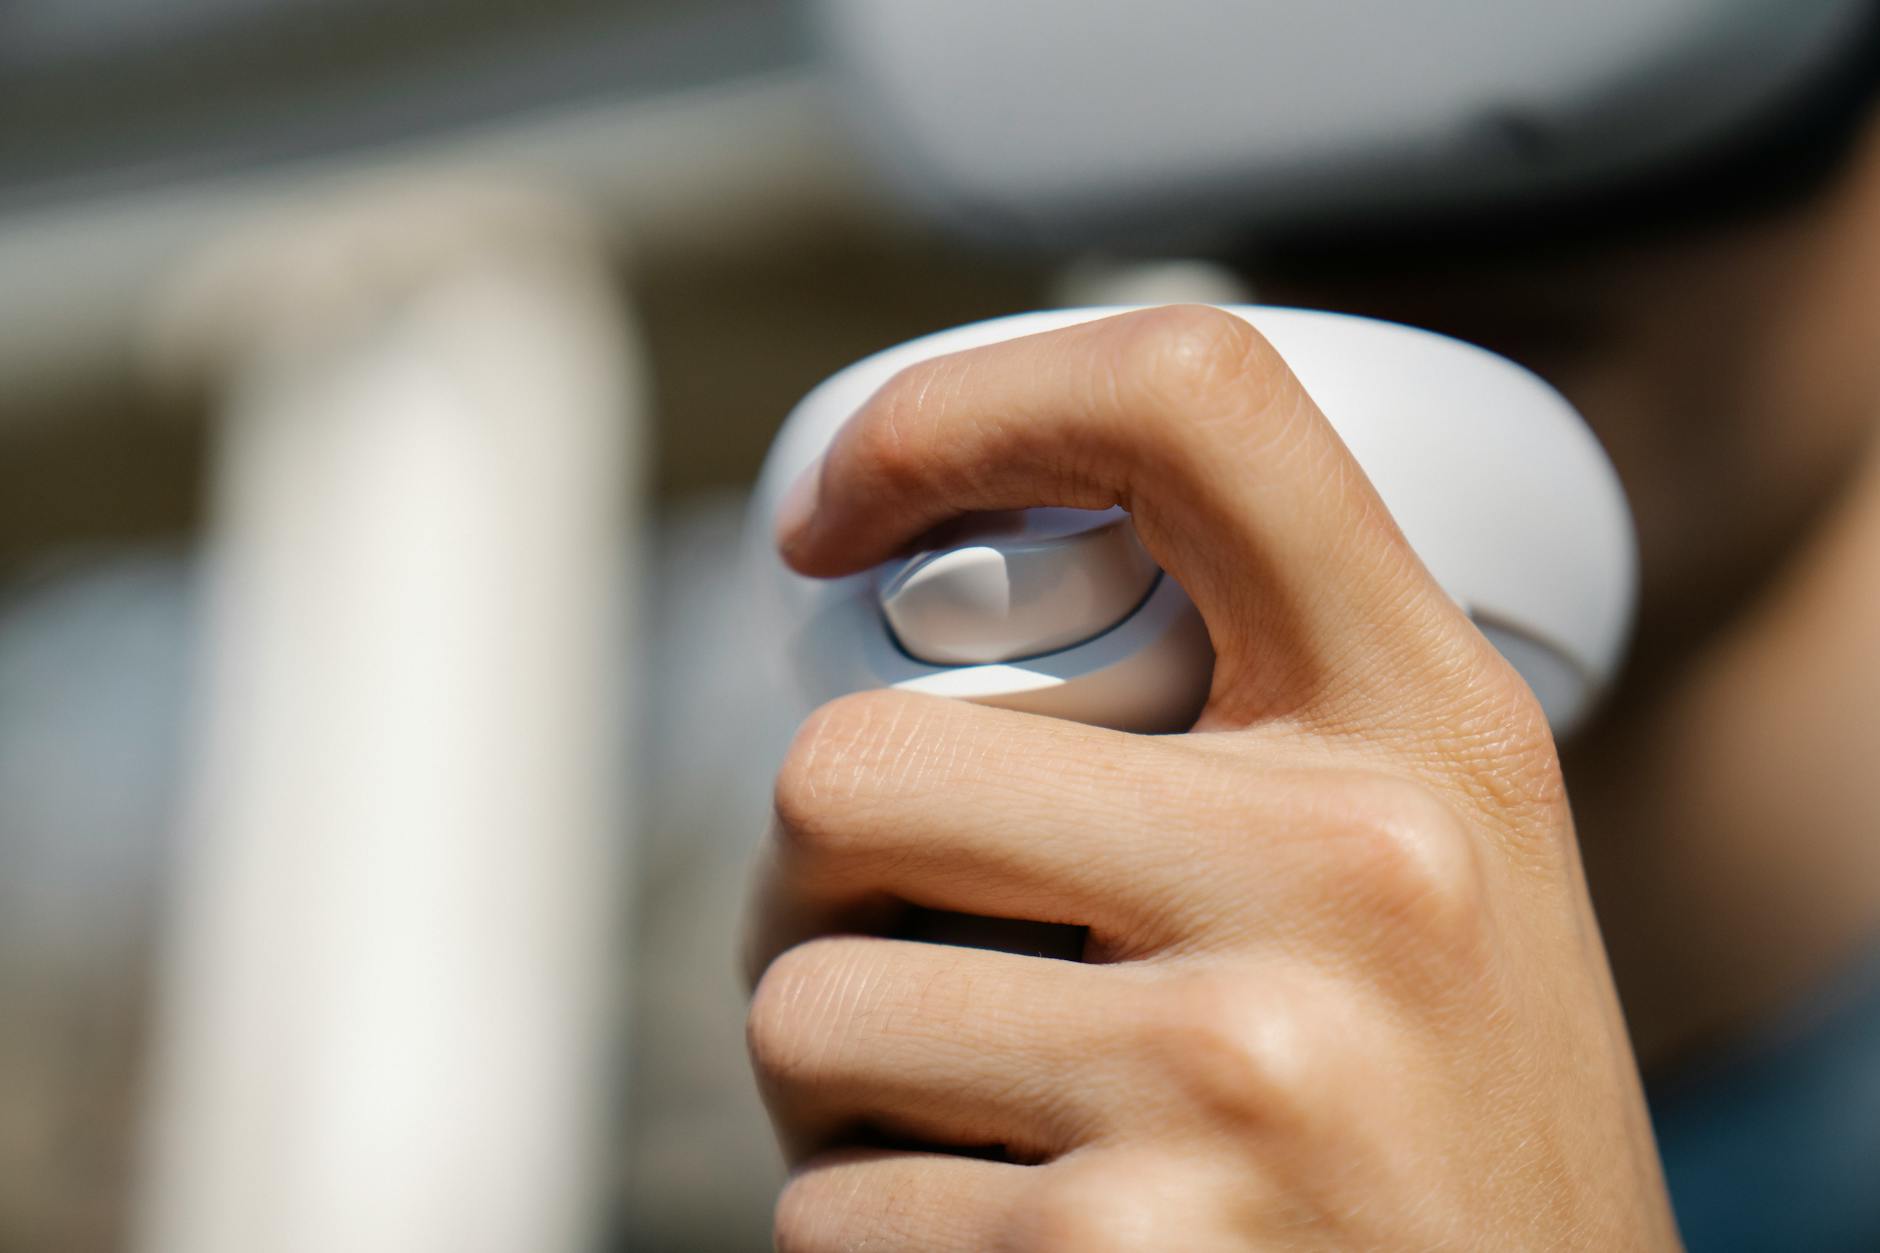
[{"xmin": 752, "ymin": 307, "xmax": 1636, "ymax": 738}]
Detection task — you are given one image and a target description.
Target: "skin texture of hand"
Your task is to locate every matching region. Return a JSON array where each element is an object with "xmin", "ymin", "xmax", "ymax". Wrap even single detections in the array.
[{"xmin": 744, "ymin": 306, "xmax": 1683, "ymax": 1251}]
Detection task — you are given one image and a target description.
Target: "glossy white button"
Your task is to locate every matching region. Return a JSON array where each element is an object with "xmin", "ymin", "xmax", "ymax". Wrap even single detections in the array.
[{"xmin": 878, "ymin": 508, "xmax": 1161, "ymax": 665}]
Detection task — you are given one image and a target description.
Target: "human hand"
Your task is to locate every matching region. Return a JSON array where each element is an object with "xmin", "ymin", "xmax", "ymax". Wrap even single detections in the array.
[{"xmin": 746, "ymin": 307, "xmax": 1680, "ymax": 1250}]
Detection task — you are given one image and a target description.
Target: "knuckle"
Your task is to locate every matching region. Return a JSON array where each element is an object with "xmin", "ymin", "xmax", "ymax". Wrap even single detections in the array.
[
  {"xmin": 771, "ymin": 690, "xmax": 916, "ymax": 860},
  {"xmin": 1321, "ymin": 775, "xmax": 1486, "ymax": 948},
  {"xmin": 1137, "ymin": 970, "xmax": 1322, "ymax": 1137},
  {"xmin": 1018, "ymin": 1160, "xmax": 1156, "ymax": 1253},
  {"xmin": 746, "ymin": 937, "xmax": 855, "ymax": 1089},
  {"xmin": 1451, "ymin": 655, "xmax": 1573, "ymax": 827},
  {"xmin": 1117, "ymin": 304, "xmax": 1281, "ymax": 415}
]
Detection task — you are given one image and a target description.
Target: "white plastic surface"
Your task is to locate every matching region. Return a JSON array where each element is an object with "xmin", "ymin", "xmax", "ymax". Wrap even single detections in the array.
[
  {"xmin": 879, "ymin": 508, "xmax": 1161, "ymax": 665},
  {"xmin": 751, "ymin": 306, "xmax": 1636, "ymax": 736},
  {"xmin": 814, "ymin": 0, "xmax": 1865, "ymax": 241}
]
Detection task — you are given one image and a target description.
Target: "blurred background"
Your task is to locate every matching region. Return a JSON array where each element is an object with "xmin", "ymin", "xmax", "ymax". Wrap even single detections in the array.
[{"xmin": 0, "ymin": 2, "xmax": 1082, "ymax": 1250}]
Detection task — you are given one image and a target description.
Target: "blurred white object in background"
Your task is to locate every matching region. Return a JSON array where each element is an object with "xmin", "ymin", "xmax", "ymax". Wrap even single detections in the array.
[
  {"xmin": 132, "ymin": 179, "xmax": 642, "ymax": 1253},
  {"xmin": 814, "ymin": 0, "xmax": 1872, "ymax": 244},
  {"xmin": 0, "ymin": 44, "xmax": 879, "ymax": 1246},
  {"xmin": 1051, "ymin": 257, "xmax": 1253, "ymax": 309}
]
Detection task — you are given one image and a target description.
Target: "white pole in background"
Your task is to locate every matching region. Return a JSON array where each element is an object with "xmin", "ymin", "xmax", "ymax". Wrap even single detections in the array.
[{"xmin": 132, "ymin": 178, "xmax": 642, "ymax": 1253}]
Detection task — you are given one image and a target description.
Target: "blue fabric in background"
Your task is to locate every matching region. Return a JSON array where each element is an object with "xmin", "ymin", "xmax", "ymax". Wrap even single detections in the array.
[{"xmin": 1649, "ymin": 946, "xmax": 1880, "ymax": 1253}]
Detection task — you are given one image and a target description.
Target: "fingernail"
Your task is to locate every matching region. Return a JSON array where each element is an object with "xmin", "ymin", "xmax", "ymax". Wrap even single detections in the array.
[{"xmin": 774, "ymin": 457, "xmax": 823, "ymax": 552}]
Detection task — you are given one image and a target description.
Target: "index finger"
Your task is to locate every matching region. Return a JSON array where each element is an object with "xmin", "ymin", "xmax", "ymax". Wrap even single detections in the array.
[{"xmin": 777, "ymin": 305, "xmax": 1471, "ymax": 728}]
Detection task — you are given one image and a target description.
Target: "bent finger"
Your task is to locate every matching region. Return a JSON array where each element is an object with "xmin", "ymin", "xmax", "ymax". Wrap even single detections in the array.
[
  {"xmin": 743, "ymin": 690, "xmax": 1307, "ymax": 979},
  {"xmin": 775, "ymin": 1149, "xmax": 1030, "ymax": 1253},
  {"xmin": 749, "ymin": 936, "xmax": 1130, "ymax": 1164},
  {"xmin": 778, "ymin": 305, "xmax": 1471, "ymax": 725}
]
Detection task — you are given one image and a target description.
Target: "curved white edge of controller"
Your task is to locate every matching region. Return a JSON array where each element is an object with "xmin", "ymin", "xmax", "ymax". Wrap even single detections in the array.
[{"xmin": 749, "ymin": 305, "xmax": 1638, "ymax": 739}]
